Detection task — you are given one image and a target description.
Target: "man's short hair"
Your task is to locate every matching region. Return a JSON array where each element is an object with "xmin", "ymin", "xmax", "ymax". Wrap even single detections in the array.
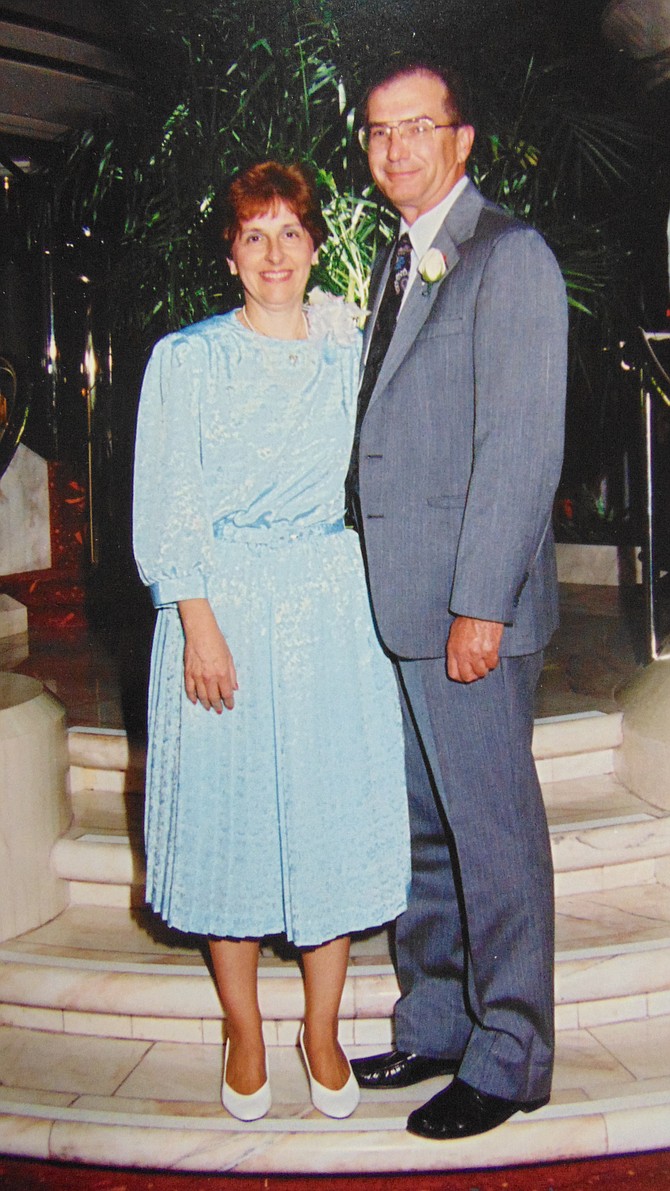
[{"xmin": 362, "ymin": 57, "xmax": 474, "ymax": 128}]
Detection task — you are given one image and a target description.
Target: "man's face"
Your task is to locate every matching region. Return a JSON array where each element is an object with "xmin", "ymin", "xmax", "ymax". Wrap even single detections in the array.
[{"xmin": 366, "ymin": 72, "xmax": 474, "ymax": 225}]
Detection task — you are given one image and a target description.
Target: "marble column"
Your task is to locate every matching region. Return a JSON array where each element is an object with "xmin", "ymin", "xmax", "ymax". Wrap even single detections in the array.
[
  {"xmin": 617, "ymin": 657, "xmax": 670, "ymax": 813},
  {"xmin": 0, "ymin": 444, "xmax": 51, "ymax": 577},
  {"xmin": 0, "ymin": 673, "xmax": 70, "ymax": 943},
  {"xmin": 0, "ymin": 594, "xmax": 27, "ymax": 638}
]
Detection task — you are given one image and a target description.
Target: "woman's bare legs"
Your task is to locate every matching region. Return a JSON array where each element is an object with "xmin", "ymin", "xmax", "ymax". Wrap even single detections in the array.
[
  {"xmin": 210, "ymin": 934, "xmax": 351, "ymax": 1093},
  {"xmin": 301, "ymin": 935, "xmax": 351, "ymax": 1089},
  {"xmin": 209, "ymin": 937, "xmax": 266, "ymax": 1094}
]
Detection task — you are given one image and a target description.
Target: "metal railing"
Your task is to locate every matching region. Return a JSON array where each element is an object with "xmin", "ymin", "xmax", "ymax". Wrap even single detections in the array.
[{"xmin": 639, "ymin": 328, "xmax": 670, "ymax": 661}]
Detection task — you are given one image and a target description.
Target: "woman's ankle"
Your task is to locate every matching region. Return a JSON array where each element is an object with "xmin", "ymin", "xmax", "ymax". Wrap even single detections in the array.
[
  {"xmin": 301, "ymin": 1025, "xmax": 349, "ymax": 1090},
  {"xmin": 224, "ymin": 1026, "xmax": 266, "ymax": 1094}
]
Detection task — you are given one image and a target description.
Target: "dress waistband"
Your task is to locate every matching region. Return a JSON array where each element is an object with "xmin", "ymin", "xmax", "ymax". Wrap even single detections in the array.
[{"xmin": 212, "ymin": 518, "xmax": 346, "ymax": 545}]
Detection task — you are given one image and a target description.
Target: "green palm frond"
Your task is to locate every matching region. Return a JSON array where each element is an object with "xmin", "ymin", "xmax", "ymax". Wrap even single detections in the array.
[
  {"xmin": 313, "ymin": 170, "xmax": 394, "ymax": 307},
  {"xmin": 470, "ymin": 56, "xmax": 642, "ymax": 317},
  {"xmin": 54, "ymin": 0, "xmax": 355, "ymax": 338}
]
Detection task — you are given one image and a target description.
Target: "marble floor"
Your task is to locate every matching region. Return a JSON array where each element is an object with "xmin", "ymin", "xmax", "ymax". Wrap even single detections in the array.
[{"xmin": 0, "ymin": 582, "xmax": 654, "ymax": 731}]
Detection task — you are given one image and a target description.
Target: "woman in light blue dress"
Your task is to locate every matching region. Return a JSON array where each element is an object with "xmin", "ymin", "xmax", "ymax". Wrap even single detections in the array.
[{"xmin": 133, "ymin": 162, "xmax": 409, "ymax": 1122}]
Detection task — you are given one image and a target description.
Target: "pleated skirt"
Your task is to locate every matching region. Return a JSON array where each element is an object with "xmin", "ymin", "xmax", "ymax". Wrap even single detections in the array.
[{"xmin": 144, "ymin": 525, "xmax": 410, "ymax": 946}]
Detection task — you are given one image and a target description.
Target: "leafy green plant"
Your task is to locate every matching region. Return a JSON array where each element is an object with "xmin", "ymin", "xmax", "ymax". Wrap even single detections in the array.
[
  {"xmin": 58, "ymin": 0, "xmax": 356, "ymax": 338},
  {"xmin": 56, "ymin": 5, "xmax": 645, "ymax": 353},
  {"xmin": 470, "ymin": 57, "xmax": 642, "ymax": 318},
  {"xmin": 312, "ymin": 169, "xmax": 393, "ymax": 308}
]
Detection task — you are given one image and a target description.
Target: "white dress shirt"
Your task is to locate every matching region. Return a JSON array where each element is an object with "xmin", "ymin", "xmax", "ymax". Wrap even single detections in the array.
[{"xmin": 399, "ymin": 174, "xmax": 469, "ymax": 308}]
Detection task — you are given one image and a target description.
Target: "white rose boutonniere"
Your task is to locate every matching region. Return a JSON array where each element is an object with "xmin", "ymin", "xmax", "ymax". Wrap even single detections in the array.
[{"xmin": 418, "ymin": 248, "xmax": 448, "ymax": 293}]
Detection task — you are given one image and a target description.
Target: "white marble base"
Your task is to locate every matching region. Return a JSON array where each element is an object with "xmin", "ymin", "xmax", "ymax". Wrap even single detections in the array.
[
  {"xmin": 555, "ymin": 543, "xmax": 642, "ymax": 586},
  {"xmin": 0, "ymin": 632, "xmax": 29, "ymax": 670},
  {"xmin": 0, "ymin": 673, "xmax": 71, "ymax": 943},
  {"xmin": 617, "ymin": 659, "xmax": 670, "ymax": 812},
  {"xmin": 0, "ymin": 444, "xmax": 50, "ymax": 577},
  {"xmin": 0, "ymin": 595, "xmax": 27, "ymax": 638}
]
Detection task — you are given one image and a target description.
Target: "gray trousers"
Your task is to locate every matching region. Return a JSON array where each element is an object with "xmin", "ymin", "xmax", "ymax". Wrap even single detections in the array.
[{"xmin": 394, "ymin": 651, "xmax": 554, "ymax": 1103}]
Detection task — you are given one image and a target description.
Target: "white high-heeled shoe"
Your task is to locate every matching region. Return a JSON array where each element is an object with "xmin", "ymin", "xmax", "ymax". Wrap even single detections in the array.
[
  {"xmin": 221, "ymin": 1042, "xmax": 271, "ymax": 1122},
  {"xmin": 299, "ymin": 1024, "xmax": 360, "ymax": 1119}
]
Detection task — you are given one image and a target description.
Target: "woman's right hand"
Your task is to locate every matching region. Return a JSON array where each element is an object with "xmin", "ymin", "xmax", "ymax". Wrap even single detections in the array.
[{"xmin": 178, "ymin": 599, "xmax": 238, "ymax": 712}]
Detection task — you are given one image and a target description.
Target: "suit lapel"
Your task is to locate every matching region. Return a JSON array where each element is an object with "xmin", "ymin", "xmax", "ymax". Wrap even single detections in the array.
[
  {"xmin": 361, "ymin": 248, "xmax": 392, "ymax": 370},
  {"xmin": 367, "ymin": 181, "xmax": 486, "ymax": 406}
]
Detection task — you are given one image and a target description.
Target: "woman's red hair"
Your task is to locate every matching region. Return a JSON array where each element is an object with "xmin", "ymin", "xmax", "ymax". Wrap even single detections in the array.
[{"xmin": 220, "ymin": 161, "xmax": 327, "ymax": 254}]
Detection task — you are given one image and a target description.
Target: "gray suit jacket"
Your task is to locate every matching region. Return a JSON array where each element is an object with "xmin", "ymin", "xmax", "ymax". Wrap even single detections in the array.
[{"xmin": 357, "ymin": 180, "xmax": 567, "ymax": 660}]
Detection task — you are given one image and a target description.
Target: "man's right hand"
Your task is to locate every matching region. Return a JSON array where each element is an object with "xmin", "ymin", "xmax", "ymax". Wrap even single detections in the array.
[{"xmin": 446, "ymin": 615, "xmax": 504, "ymax": 684}]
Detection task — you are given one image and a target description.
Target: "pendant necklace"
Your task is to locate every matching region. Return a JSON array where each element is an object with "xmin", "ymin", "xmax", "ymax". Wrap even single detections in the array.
[{"xmin": 240, "ymin": 306, "xmax": 308, "ymax": 364}]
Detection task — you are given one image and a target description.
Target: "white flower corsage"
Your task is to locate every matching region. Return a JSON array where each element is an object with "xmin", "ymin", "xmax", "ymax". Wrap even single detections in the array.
[
  {"xmin": 305, "ymin": 287, "xmax": 368, "ymax": 345},
  {"xmin": 418, "ymin": 248, "xmax": 448, "ymax": 292}
]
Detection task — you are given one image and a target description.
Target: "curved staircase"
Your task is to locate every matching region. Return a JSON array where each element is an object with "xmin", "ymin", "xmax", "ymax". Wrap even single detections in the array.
[{"xmin": 1, "ymin": 712, "xmax": 670, "ymax": 1173}]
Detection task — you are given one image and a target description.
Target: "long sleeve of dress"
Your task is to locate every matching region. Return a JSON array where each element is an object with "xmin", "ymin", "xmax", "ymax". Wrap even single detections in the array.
[{"xmin": 133, "ymin": 332, "xmax": 216, "ymax": 607}]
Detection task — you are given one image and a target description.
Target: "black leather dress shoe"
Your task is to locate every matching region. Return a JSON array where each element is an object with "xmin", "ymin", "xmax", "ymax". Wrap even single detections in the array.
[
  {"xmin": 351, "ymin": 1050, "xmax": 459, "ymax": 1090},
  {"xmin": 406, "ymin": 1077, "xmax": 549, "ymax": 1139}
]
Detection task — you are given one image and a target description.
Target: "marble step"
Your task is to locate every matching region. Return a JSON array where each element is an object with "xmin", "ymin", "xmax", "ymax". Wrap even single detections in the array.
[
  {"xmin": 68, "ymin": 728, "xmax": 146, "ymax": 798},
  {"xmin": 65, "ymin": 711, "xmax": 621, "ymax": 805},
  {"xmin": 53, "ymin": 772, "xmax": 670, "ymax": 906},
  {"xmin": 65, "ymin": 711, "xmax": 624, "ymax": 801},
  {"xmin": 2, "ymin": 710, "xmax": 665, "ymax": 1173},
  {"xmin": 0, "ymin": 1011, "xmax": 669, "ymax": 1173},
  {"xmin": 2, "ymin": 869, "xmax": 670, "ymax": 1043},
  {"xmin": 61, "ymin": 714, "xmax": 629, "ymax": 905}
]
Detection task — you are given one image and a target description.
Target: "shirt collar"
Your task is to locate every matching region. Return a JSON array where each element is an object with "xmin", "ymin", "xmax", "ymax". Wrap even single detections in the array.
[{"xmin": 400, "ymin": 175, "xmax": 469, "ymax": 260}]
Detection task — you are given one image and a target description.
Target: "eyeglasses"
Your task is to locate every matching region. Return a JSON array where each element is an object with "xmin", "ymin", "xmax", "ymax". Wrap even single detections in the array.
[{"xmin": 358, "ymin": 116, "xmax": 460, "ymax": 152}]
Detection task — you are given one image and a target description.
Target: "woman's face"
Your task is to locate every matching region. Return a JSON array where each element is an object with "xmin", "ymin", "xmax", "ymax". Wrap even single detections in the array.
[{"xmin": 228, "ymin": 201, "xmax": 318, "ymax": 313}]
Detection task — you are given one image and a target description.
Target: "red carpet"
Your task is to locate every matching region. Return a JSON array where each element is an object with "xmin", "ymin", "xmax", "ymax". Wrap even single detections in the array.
[{"xmin": 2, "ymin": 1152, "xmax": 670, "ymax": 1191}]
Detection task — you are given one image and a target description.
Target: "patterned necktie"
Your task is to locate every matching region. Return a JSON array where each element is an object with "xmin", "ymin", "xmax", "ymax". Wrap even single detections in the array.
[{"xmin": 345, "ymin": 233, "xmax": 412, "ymax": 520}]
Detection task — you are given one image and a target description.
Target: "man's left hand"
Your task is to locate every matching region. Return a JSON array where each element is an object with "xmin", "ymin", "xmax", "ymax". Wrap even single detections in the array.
[{"xmin": 446, "ymin": 616, "xmax": 504, "ymax": 683}]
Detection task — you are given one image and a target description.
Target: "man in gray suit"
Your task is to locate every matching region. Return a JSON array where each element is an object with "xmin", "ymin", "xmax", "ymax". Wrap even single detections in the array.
[{"xmin": 347, "ymin": 61, "xmax": 567, "ymax": 1139}]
